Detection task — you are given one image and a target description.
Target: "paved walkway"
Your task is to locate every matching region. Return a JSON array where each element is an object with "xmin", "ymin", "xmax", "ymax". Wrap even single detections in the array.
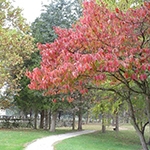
[{"xmin": 24, "ymin": 130, "xmax": 96, "ymax": 150}]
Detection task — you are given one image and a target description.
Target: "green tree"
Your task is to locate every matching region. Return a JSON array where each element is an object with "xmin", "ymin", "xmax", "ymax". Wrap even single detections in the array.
[
  {"xmin": 0, "ymin": 0, "xmax": 36, "ymax": 109},
  {"xmin": 31, "ymin": 0, "xmax": 82, "ymax": 43},
  {"xmin": 0, "ymin": 0, "xmax": 35, "ymax": 88},
  {"xmin": 14, "ymin": 52, "xmax": 42, "ymax": 129}
]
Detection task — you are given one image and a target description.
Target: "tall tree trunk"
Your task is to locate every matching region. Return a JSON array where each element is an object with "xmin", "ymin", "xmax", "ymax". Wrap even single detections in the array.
[
  {"xmin": 34, "ymin": 111, "xmax": 38, "ymax": 129},
  {"xmin": 40, "ymin": 110, "xmax": 44, "ymax": 129},
  {"xmin": 115, "ymin": 112, "xmax": 119, "ymax": 132},
  {"xmin": 49, "ymin": 110, "xmax": 51, "ymax": 130},
  {"xmin": 72, "ymin": 112, "xmax": 75, "ymax": 130},
  {"xmin": 77, "ymin": 108, "xmax": 82, "ymax": 131},
  {"xmin": 44, "ymin": 110, "xmax": 49, "ymax": 130},
  {"xmin": 101, "ymin": 114, "xmax": 106, "ymax": 133},
  {"xmin": 50, "ymin": 111, "xmax": 57, "ymax": 132}
]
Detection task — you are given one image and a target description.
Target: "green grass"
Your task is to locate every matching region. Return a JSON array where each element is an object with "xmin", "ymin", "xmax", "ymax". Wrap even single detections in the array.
[
  {"xmin": 55, "ymin": 124, "xmax": 150, "ymax": 150},
  {"xmin": 0, "ymin": 129, "xmax": 72, "ymax": 150},
  {"xmin": 0, "ymin": 124, "xmax": 149, "ymax": 150},
  {"xmin": 55, "ymin": 130, "xmax": 143, "ymax": 150}
]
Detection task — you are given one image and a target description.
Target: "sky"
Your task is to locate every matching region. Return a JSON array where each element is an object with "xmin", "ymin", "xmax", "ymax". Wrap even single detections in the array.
[{"xmin": 13, "ymin": 0, "xmax": 51, "ymax": 23}]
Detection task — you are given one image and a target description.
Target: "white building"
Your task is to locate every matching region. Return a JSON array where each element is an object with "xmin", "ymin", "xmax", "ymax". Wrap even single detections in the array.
[{"xmin": 0, "ymin": 109, "xmax": 6, "ymax": 116}]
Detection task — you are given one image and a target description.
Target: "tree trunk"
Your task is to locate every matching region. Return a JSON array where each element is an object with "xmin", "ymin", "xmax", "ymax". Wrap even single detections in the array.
[
  {"xmin": 40, "ymin": 110, "xmax": 44, "ymax": 129},
  {"xmin": 133, "ymin": 122, "xmax": 149, "ymax": 150},
  {"xmin": 34, "ymin": 111, "xmax": 38, "ymax": 129},
  {"xmin": 77, "ymin": 108, "xmax": 82, "ymax": 131},
  {"xmin": 44, "ymin": 110, "xmax": 49, "ymax": 130},
  {"xmin": 72, "ymin": 112, "xmax": 75, "ymax": 130},
  {"xmin": 50, "ymin": 111, "xmax": 57, "ymax": 132},
  {"xmin": 102, "ymin": 114, "xmax": 106, "ymax": 133},
  {"xmin": 115, "ymin": 112, "xmax": 119, "ymax": 132},
  {"xmin": 49, "ymin": 110, "xmax": 51, "ymax": 130},
  {"xmin": 128, "ymin": 96, "xmax": 149, "ymax": 150}
]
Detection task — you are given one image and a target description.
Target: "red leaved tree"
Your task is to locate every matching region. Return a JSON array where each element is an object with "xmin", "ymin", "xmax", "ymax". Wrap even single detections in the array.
[{"xmin": 27, "ymin": 1, "xmax": 150, "ymax": 149}]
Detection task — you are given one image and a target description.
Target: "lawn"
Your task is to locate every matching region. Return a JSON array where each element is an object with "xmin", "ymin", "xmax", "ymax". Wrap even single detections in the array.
[
  {"xmin": 55, "ymin": 124, "xmax": 149, "ymax": 150},
  {"xmin": 0, "ymin": 124, "xmax": 149, "ymax": 150},
  {"xmin": 0, "ymin": 128, "xmax": 72, "ymax": 150},
  {"xmin": 55, "ymin": 130, "xmax": 142, "ymax": 150}
]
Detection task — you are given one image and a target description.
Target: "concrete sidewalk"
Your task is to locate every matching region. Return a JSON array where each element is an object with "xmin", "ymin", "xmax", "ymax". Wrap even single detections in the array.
[{"xmin": 24, "ymin": 130, "xmax": 96, "ymax": 150}]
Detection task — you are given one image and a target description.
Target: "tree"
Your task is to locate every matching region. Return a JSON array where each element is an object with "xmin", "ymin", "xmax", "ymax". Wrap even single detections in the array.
[
  {"xmin": 97, "ymin": 0, "xmax": 144, "ymax": 11},
  {"xmin": 31, "ymin": 0, "xmax": 82, "ymax": 43},
  {"xmin": 14, "ymin": 51, "xmax": 52, "ymax": 129},
  {"xmin": 92, "ymin": 89, "xmax": 122, "ymax": 132},
  {"xmin": 27, "ymin": 0, "xmax": 150, "ymax": 97},
  {"xmin": 0, "ymin": 0, "xmax": 35, "ymax": 108},
  {"xmin": 15, "ymin": 0, "xmax": 82, "ymax": 130},
  {"xmin": 27, "ymin": 1, "xmax": 150, "ymax": 149}
]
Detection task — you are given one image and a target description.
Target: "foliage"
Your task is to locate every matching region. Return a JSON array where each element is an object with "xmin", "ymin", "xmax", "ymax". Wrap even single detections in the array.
[
  {"xmin": 92, "ymin": 92, "xmax": 121, "ymax": 116},
  {"xmin": 130, "ymin": 93, "xmax": 148, "ymax": 129},
  {"xmin": 31, "ymin": 0, "xmax": 82, "ymax": 43},
  {"xmin": 27, "ymin": 0, "xmax": 150, "ymax": 96},
  {"xmin": 15, "ymin": 0, "xmax": 82, "ymax": 116},
  {"xmin": 97, "ymin": 0, "xmax": 144, "ymax": 11},
  {"xmin": 0, "ymin": 0, "xmax": 35, "ymax": 91},
  {"xmin": 13, "ymin": 51, "xmax": 42, "ymax": 115}
]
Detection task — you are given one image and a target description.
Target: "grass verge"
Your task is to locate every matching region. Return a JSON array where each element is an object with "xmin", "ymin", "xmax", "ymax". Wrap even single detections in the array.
[
  {"xmin": 55, "ymin": 128, "xmax": 144, "ymax": 150},
  {"xmin": 0, "ymin": 128, "xmax": 72, "ymax": 150}
]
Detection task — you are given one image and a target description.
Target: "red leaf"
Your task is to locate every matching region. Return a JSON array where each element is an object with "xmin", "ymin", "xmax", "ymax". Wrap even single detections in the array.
[
  {"xmin": 53, "ymin": 99, "xmax": 57, "ymax": 103},
  {"xmin": 140, "ymin": 74, "xmax": 147, "ymax": 81},
  {"xmin": 115, "ymin": 8, "xmax": 119, "ymax": 13}
]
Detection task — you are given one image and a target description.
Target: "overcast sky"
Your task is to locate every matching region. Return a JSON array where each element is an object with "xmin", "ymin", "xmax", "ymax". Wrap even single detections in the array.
[{"xmin": 13, "ymin": 0, "xmax": 51, "ymax": 23}]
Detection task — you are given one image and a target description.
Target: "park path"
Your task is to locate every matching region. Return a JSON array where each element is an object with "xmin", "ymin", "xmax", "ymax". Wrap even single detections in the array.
[{"xmin": 24, "ymin": 130, "xmax": 96, "ymax": 150}]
